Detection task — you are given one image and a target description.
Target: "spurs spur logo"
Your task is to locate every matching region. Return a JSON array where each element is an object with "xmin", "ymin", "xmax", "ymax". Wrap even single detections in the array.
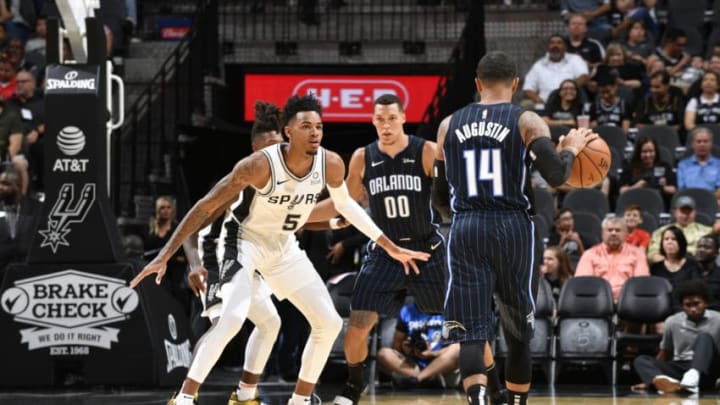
[{"xmin": 38, "ymin": 183, "xmax": 96, "ymax": 253}]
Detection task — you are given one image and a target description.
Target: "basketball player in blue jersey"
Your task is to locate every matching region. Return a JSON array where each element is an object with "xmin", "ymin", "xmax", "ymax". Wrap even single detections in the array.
[
  {"xmin": 305, "ymin": 94, "xmax": 502, "ymax": 405},
  {"xmin": 130, "ymin": 95, "xmax": 429, "ymax": 405},
  {"xmin": 432, "ymin": 51, "xmax": 597, "ymax": 405}
]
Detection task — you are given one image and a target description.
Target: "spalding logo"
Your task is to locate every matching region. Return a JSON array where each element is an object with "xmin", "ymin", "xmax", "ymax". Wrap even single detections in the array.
[{"xmin": 57, "ymin": 126, "xmax": 85, "ymax": 156}]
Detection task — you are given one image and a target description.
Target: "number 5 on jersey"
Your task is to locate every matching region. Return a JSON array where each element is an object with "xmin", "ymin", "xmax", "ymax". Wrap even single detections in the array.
[{"xmin": 463, "ymin": 148, "xmax": 503, "ymax": 197}]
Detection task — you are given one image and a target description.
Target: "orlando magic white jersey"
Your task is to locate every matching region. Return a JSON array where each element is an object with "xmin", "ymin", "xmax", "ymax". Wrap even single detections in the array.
[{"xmin": 227, "ymin": 143, "xmax": 326, "ymax": 246}]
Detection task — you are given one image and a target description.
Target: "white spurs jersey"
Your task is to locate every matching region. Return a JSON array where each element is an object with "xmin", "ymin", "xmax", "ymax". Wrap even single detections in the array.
[{"xmin": 224, "ymin": 143, "xmax": 326, "ymax": 247}]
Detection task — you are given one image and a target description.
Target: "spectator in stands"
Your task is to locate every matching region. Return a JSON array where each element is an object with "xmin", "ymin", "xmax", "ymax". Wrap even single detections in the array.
[
  {"xmin": 0, "ymin": 55, "xmax": 16, "ymax": 101},
  {"xmin": 647, "ymin": 28, "xmax": 691, "ymax": 79},
  {"xmin": 648, "ymin": 196, "xmax": 713, "ymax": 263},
  {"xmin": 610, "ymin": 0, "xmax": 659, "ymax": 44},
  {"xmin": 8, "ymin": 69, "xmax": 44, "ymax": 191},
  {"xmin": 564, "ymin": 13, "xmax": 605, "ymax": 70},
  {"xmin": 687, "ymin": 54, "xmax": 720, "ymax": 99},
  {"xmin": 0, "ymin": 98, "xmax": 28, "ymax": 195},
  {"xmin": 542, "ymin": 79, "xmax": 584, "ymax": 127},
  {"xmin": 377, "ymin": 301, "xmax": 461, "ymax": 389},
  {"xmin": 575, "ymin": 216, "xmax": 650, "ymax": 302},
  {"xmin": 145, "ymin": 195, "xmax": 191, "ymax": 315},
  {"xmin": 634, "ymin": 70, "xmax": 685, "ymax": 134},
  {"xmin": 522, "ymin": 34, "xmax": 589, "ymax": 108},
  {"xmin": 618, "ymin": 136, "xmax": 677, "ymax": 209},
  {"xmin": 588, "ymin": 69, "xmax": 632, "ymax": 133},
  {"xmin": 24, "ymin": 15, "xmax": 45, "ymax": 55},
  {"xmin": 593, "ymin": 42, "xmax": 646, "ymax": 109},
  {"xmin": 540, "ymin": 245, "xmax": 574, "ymax": 301},
  {"xmin": 651, "ymin": 226, "xmax": 698, "ymax": 294},
  {"xmin": 624, "ymin": 204, "xmax": 651, "ymax": 248},
  {"xmin": 3, "ymin": 0, "xmax": 37, "ymax": 41},
  {"xmin": 6, "ymin": 38, "xmax": 40, "ymax": 80},
  {"xmin": 560, "ymin": 0, "xmax": 612, "ymax": 42},
  {"xmin": 622, "ymin": 20, "xmax": 655, "ymax": 66},
  {"xmin": 674, "ymin": 55, "xmax": 706, "ymax": 96},
  {"xmin": 549, "ymin": 208, "xmax": 590, "ymax": 267},
  {"xmin": 692, "ymin": 234, "xmax": 720, "ymax": 311},
  {"xmin": 677, "ymin": 127, "xmax": 720, "ymax": 194},
  {"xmin": 0, "ymin": 166, "xmax": 38, "ymax": 272},
  {"xmin": 123, "ymin": 233, "xmax": 145, "ymax": 262},
  {"xmin": 326, "ymin": 225, "xmax": 368, "ymax": 279},
  {"xmin": 633, "ymin": 280, "xmax": 720, "ymax": 395},
  {"xmin": 684, "ymin": 72, "xmax": 720, "ymax": 131}
]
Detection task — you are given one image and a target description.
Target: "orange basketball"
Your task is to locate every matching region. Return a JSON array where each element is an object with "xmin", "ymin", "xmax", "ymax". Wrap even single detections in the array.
[{"xmin": 566, "ymin": 137, "xmax": 612, "ymax": 188}]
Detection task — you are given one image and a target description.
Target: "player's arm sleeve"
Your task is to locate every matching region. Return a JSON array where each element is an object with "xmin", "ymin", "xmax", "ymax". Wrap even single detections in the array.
[
  {"xmin": 327, "ymin": 181, "xmax": 384, "ymax": 242},
  {"xmin": 431, "ymin": 160, "xmax": 451, "ymax": 219},
  {"xmin": 529, "ymin": 137, "xmax": 576, "ymax": 187}
]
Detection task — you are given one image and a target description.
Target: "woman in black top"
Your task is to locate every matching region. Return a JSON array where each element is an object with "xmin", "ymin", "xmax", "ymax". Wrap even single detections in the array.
[
  {"xmin": 618, "ymin": 135, "xmax": 677, "ymax": 210},
  {"xmin": 542, "ymin": 79, "xmax": 584, "ymax": 128},
  {"xmin": 650, "ymin": 226, "xmax": 698, "ymax": 309},
  {"xmin": 541, "ymin": 245, "xmax": 574, "ymax": 302}
]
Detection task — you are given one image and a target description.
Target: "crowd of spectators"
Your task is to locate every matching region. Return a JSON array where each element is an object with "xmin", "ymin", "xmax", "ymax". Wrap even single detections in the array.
[{"xmin": 524, "ymin": 1, "xmax": 720, "ymax": 314}]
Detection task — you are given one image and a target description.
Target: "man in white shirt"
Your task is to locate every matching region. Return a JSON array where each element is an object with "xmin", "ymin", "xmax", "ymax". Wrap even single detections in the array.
[{"xmin": 523, "ymin": 34, "xmax": 590, "ymax": 107}]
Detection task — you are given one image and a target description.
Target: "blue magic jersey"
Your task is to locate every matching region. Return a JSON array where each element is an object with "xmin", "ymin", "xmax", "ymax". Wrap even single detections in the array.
[
  {"xmin": 363, "ymin": 135, "xmax": 438, "ymax": 242},
  {"xmin": 443, "ymin": 102, "xmax": 532, "ymax": 212}
]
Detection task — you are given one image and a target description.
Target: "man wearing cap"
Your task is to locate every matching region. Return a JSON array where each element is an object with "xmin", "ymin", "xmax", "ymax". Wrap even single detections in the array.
[{"xmin": 647, "ymin": 196, "xmax": 712, "ymax": 263}]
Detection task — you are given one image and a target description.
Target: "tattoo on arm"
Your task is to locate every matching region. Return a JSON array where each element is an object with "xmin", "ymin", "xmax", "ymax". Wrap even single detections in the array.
[
  {"xmin": 157, "ymin": 154, "xmax": 261, "ymax": 262},
  {"xmin": 519, "ymin": 110, "xmax": 551, "ymax": 147},
  {"xmin": 349, "ymin": 310, "xmax": 379, "ymax": 329}
]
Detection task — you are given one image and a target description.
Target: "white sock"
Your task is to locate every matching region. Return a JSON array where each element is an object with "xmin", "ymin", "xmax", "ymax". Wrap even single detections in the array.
[
  {"xmin": 236, "ymin": 382, "xmax": 258, "ymax": 401},
  {"xmin": 174, "ymin": 393, "xmax": 196, "ymax": 405},
  {"xmin": 289, "ymin": 393, "xmax": 311, "ymax": 404}
]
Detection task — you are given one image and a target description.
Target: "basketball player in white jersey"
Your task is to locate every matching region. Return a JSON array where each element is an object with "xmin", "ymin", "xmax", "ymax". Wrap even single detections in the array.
[
  {"xmin": 180, "ymin": 101, "xmax": 285, "ymax": 405},
  {"xmin": 130, "ymin": 95, "xmax": 429, "ymax": 405}
]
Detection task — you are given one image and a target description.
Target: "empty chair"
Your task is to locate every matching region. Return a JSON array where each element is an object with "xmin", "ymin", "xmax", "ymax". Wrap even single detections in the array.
[
  {"xmin": 532, "ymin": 214, "xmax": 550, "ymax": 246},
  {"xmin": 496, "ymin": 277, "xmax": 555, "ymax": 384},
  {"xmin": 549, "ymin": 125, "xmax": 571, "ymax": 144},
  {"xmin": 616, "ymin": 188, "xmax": 665, "ymax": 221},
  {"xmin": 595, "ymin": 125, "xmax": 627, "ymax": 156},
  {"xmin": 533, "ymin": 187, "xmax": 556, "ymax": 227},
  {"xmin": 555, "ymin": 276, "xmax": 615, "ymax": 384},
  {"xmin": 666, "ymin": 0, "xmax": 706, "ymax": 56},
  {"xmin": 608, "ymin": 147, "xmax": 623, "ymax": 180},
  {"xmin": 656, "ymin": 144, "xmax": 675, "ymax": 166},
  {"xmin": 325, "ymin": 272, "xmax": 357, "ymax": 373},
  {"xmin": 672, "ymin": 188, "xmax": 717, "ymax": 220},
  {"xmin": 615, "ymin": 276, "xmax": 673, "ymax": 378},
  {"xmin": 562, "ymin": 188, "xmax": 609, "ymax": 220},
  {"xmin": 695, "ymin": 211, "xmax": 714, "ymax": 227},
  {"xmin": 572, "ymin": 211, "xmax": 602, "ymax": 248},
  {"xmin": 637, "ymin": 126, "xmax": 680, "ymax": 157},
  {"xmin": 638, "ymin": 211, "xmax": 659, "ymax": 233}
]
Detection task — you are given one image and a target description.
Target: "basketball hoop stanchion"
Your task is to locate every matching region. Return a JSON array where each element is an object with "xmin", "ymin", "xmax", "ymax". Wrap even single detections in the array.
[{"xmin": 0, "ymin": 2, "xmax": 190, "ymax": 387}]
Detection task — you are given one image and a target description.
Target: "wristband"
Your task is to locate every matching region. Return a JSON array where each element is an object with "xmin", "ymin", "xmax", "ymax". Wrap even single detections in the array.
[{"xmin": 329, "ymin": 217, "xmax": 341, "ymax": 230}]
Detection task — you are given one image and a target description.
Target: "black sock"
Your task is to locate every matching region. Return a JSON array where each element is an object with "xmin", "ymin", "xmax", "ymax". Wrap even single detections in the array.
[
  {"xmin": 507, "ymin": 390, "xmax": 528, "ymax": 405},
  {"xmin": 486, "ymin": 363, "xmax": 502, "ymax": 395},
  {"xmin": 466, "ymin": 384, "xmax": 487, "ymax": 405},
  {"xmin": 347, "ymin": 362, "xmax": 365, "ymax": 387}
]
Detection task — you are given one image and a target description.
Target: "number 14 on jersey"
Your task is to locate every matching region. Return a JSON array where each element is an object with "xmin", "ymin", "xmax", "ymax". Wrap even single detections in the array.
[{"xmin": 463, "ymin": 148, "xmax": 503, "ymax": 197}]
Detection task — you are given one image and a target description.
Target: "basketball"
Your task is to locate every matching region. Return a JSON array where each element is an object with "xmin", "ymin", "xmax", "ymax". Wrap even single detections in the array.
[{"xmin": 566, "ymin": 137, "xmax": 611, "ymax": 188}]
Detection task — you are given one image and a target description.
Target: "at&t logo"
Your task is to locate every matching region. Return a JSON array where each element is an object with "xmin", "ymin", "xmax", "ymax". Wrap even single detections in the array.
[{"xmin": 53, "ymin": 126, "xmax": 89, "ymax": 172}]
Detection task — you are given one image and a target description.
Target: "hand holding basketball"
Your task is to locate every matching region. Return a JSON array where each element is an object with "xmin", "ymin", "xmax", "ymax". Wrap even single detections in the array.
[{"xmin": 560, "ymin": 128, "xmax": 611, "ymax": 188}]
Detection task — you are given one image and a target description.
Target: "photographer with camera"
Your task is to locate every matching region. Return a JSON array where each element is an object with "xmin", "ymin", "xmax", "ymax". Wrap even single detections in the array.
[{"xmin": 377, "ymin": 301, "xmax": 461, "ymax": 389}]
